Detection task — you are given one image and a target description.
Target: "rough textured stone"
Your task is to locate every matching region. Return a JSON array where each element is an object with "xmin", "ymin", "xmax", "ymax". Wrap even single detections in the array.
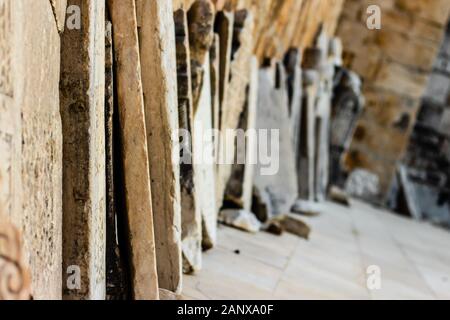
[
  {"xmin": 337, "ymin": 0, "xmax": 450, "ymax": 200},
  {"xmin": 1, "ymin": 0, "xmax": 55, "ymax": 299},
  {"xmin": 192, "ymin": 53, "xmax": 218, "ymax": 250},
  {"xmin": 188, "ymin": 0, "xmax": 215, "ymax": 112},
  {"xmin": 139, "ymin": 0, "xmax": 182, "ymax": 293},
  {"xmin": 174, "ymin": 9, "xmax": 202, "ymax": 275},
  {"xmin": 108, "ymin": 0, "xmax": 159, "ymax": 300},
  {"xmin": 217, "ymin": 10, "xmax": 254, "ymax": 209},
  {"xmin": 60, "ymin": 0, "xmax": 105, "ymax": 300},
  {"xmin": 14, "ymin": 0, "xmax": 63, "ymax": 300},
  {"xmin": 214, "ymin": 10, "xmax": 233, "ymax": 209}
]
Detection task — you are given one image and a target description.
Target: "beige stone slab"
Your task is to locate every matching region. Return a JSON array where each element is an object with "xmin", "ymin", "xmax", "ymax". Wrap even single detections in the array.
[
  {"xmin": 108, "ymin": 0, "xmax": 159, "ymax": 300},
  {"xmin": 192, "ymin": 53, "xmax": 217, "ymax": 250},
  {"xmin": 139, "ymin": 0, "xmax": 183, "ymax": 293},
  {"xmin": 60, "ymin": 0, "xmax": 105, "ymax": 300},
  {"xmin": 224, "ymin": 57, "xmax": 258, "ymax": 212},
  {"xmin": 13, "ymin": 0, "xmax": 63, "ymax": 300},
  {"xmin": 174, "ymin": 8, "xmax": 202, "ymax": 274},
  {"xmin": 216, "ymin": 10, "xmax": 254, "ymax": 209},
  {"xmin": 213, "ymin": 10, "xmax": 233, "ymax": 210}
]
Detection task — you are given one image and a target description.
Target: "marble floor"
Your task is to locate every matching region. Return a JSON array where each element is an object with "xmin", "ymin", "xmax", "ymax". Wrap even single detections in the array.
[{"xmin": 183, "ymin": 200, "xmax": 450, "ymax": 300}]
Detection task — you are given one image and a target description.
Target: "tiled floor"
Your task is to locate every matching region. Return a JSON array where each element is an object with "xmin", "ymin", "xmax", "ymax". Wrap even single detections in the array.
[{"xmin": 183, "ymin": 200, "xmax": 450, "ymax": 300}]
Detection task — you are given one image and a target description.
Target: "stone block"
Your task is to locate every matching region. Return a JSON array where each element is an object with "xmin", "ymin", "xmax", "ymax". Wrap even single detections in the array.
[
  {"xmin": 60, "ymin": 0, "xmax": 106, "ymax": 300},
  {"xmin": 139, "ymin": 0, "xmax": 183, "ymax": 293},
  {"xmin": 108, "ymin": 0, "xmax": 159, "ymax": 300}
]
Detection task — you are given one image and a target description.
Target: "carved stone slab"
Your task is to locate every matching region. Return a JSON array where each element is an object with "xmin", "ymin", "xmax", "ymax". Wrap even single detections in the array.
[{"xmin": 0, "ymin": 215, "xmax": 31, "ymax": 300}]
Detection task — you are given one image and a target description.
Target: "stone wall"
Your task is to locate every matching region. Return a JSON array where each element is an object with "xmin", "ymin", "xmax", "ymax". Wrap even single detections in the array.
[{"xmin": 336, "ymin": 0, "xmax": 450, "ymax": 201}]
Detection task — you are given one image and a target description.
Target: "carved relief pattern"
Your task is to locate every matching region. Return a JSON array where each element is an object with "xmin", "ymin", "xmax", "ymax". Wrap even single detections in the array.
[
  {"xmin": 0, "ymin": 0, "xmax": 12, "ymax": 97},
  {"xmin": 0, "ymin": 216, "xmax": 31, "ymax": 300}
]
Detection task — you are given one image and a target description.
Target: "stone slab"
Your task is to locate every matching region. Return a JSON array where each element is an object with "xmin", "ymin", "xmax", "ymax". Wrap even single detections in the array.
[{"xmin": 108, "ymin": 0, "xmax": 159, "ymax": 300}]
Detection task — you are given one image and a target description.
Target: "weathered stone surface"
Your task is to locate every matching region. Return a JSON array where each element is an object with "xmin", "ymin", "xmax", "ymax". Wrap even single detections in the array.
[
  {"xmin": 217, "ymin": 10, "xmax": 254, "ymax": 209},
  {"xmin": 0, "ymin": 214, "xmax": 31, "ymax": 300},
  {"xmin": 192, "ymin": 53, "xmax": 217, "ymax": 250},
  {"xmin": 60, "ymin": 0, "xmax": 105, "ymax": 300},
  {"xmin": 214, "ymin": 10, "xmax": 233, "ymax": 209},
  {"xmin": 253, "ymin": 64, "xmax": 298, "ymax": 217},
  {"xmin": 108, "ymin": 0, "xmax": 159, "ymax": 300},
  {"xmin": 174, "ymin": 8, "xmax": 202, "ymax": 275},
  {"xmin": 329, "ymin": 67, "xmax": 364, "ymax": 188},
  {"xmin": 188, "ymin": 0, "xmax": 215, "ymax": 112},
  {"xmin": 219, "ymin": 209, "xmax": 261, "ymax": 233},
  {"xmin": 139, "ymin": 0, "xmax": 182, "ymax": 294},
  {"xmin": 14, "ymin": 0, "xmax": 63, "ymax": 300},
  {"xmin": 224, "ymin": 57, "xmax": 258, "ymax": 212},
  {"xmin": 0, "ymin": 0, "xmax": 62, "ymax": 300},
  {"xmin": 175, "ymin": 0, "xmax": 345, "ymax": 61},
  {"xmin": 214, "ymin": 10, "xmax": 233, "ymax": 120},
  {"xmin": 336, "ymin": 0, "xmax": 450, "ymax": 200}
]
